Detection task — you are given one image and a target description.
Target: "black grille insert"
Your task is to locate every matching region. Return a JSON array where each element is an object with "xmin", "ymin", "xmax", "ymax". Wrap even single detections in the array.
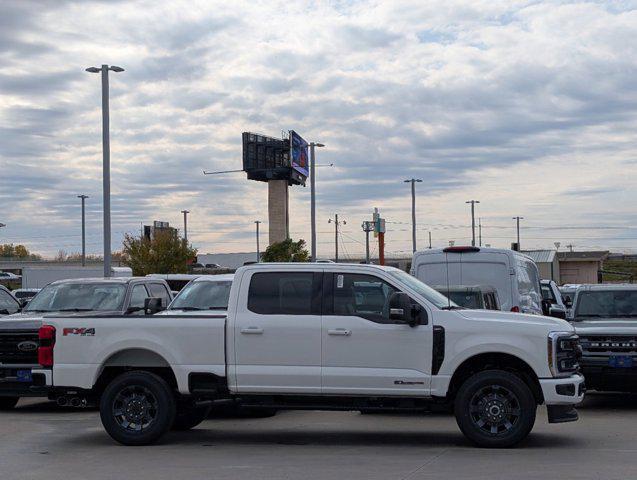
[{"xmin": 0, "ymin": 331, "xmax": 39, "ymax": 365}]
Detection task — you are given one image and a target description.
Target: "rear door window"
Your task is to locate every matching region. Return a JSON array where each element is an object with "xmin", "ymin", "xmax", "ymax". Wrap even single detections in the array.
[{"xmin": 248, "ymin": 272, "xmax": 315, "ymax": 315}]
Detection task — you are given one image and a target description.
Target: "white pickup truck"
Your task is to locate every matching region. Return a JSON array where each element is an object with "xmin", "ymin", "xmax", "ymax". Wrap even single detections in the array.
[{"xmin": 24, "ymin": 263, "xmax": 584, "ymax": 447}]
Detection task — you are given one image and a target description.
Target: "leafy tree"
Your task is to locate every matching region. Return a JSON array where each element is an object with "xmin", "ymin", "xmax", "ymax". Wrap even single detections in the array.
[
  {"xmin": 121, "ymin": 231, "xmax": 197, "ymax": 276},
  {"xmin": 0, "ymin": 244, "xmax": 41, "ymax": 260},
  {"xmin": 261, "ymin": 238, "xmax": 310, "ymax": 263}
]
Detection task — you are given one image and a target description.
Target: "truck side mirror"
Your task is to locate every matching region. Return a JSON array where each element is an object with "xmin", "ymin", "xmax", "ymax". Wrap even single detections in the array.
[
  {"xmin": 564, "ymin": 297, "xmax": 573, "ymax": 308},
  {"xmin": 541, "ymin": 299, "xmax": 552, "ymax": 316},
  {"xmin": 389, "ymin": 292, "xmax": 419, "ymax": 327},
  {"xmin": 549, "ymin": 306, "xmax": 567, "ymax": 319},
  {"xmin": 144, "ymin": 297, "xmax": 163, "ymax": 315}
]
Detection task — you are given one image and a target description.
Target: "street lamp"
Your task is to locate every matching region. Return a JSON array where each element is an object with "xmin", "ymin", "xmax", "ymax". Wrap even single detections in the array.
[
  {"xmin": 404, "ymin": 179, "xmax": 422, "ymax": 252},
  {"xmin": 309, "ymin": 142, "xmax": 325, "ymax": 262},
  {"xmin": 465, "ymin": 200, "xmax": 480, "ymax": 247},
  {"xmin": 181, "ymin": 210, "xmax": 190, "ymax": 242},
  {"xmin": 77, "ymin": 195, "xmax": 89, "ymax": 266},
  {"xmin": 86, "ymin": 64, "xmax": 124, "ymax": 277},
  {"xmin": 254, "ymin": 221, "xmax": 262, "ymax": 262}
]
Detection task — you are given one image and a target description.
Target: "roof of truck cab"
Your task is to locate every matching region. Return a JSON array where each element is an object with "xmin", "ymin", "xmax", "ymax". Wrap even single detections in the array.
[
  {"xmin": 576, "ymin": 284, "xmax": 637, "ymax": 292},
  {"xmin": 191, "ymin": 274, "xmax": 234, "ymax": 283},
  {"xmin": 47, "ymin": 277, "xmax": 164, "ymax": 286},
  {"xmin": 238, "ymin": 263, "xmax": 400, "ymax": 273}
]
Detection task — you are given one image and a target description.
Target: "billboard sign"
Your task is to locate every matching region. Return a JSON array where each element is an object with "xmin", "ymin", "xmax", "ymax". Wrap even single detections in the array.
[{"xmin": 289, "ymin": 130, "xmax": 309, "ymax": 177}]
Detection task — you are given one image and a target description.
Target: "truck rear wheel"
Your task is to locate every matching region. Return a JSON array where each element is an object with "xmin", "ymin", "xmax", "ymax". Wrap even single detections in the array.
[
  {"xmin": 0, "ymin": 397, "xmax": 19, "ymax": 410},
  {"xmin": 454, "ymin": 370, "xmax": 536, "ymax": 448},
  {"xmin": 100, "ymin": 371, "xmax": 176, "ymax": 446},
  {"xmin": 172, "ymin": 403, "xmax": 211, "ymax": 431}
]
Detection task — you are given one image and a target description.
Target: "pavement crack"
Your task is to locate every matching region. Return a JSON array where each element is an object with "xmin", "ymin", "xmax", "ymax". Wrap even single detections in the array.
[{"xmin": 400, "ymin": 449, "xmax": 449, "ymax": 480}]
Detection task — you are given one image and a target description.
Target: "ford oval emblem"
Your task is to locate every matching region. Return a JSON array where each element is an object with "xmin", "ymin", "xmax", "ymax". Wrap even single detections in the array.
[{"xmin": 17, "ymin": 341, "xmax": 38, "ymax": 352}]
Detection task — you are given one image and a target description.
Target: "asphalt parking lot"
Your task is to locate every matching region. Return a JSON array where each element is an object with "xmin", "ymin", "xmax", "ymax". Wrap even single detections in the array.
[{"xmin": 1, "ymin": 393, "xmax": 636, "ymax": 480}]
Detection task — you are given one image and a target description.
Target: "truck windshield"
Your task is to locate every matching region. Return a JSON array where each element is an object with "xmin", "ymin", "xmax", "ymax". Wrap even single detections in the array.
[
  {"xmin": 387, "ymin": 269, "xmax": 457, "ymax": 309},
  {"xmin": 447, "ymin": 291, "xmax": 482, "ymax": 309},
  {"xmin": 574, "ymin": 290, "xmax": 637, "ymax": 319},
  {"xmin": 24, "ymin": 283, "xmax": 127, "ymax": 313},
  {"xmin": 169, "ymin": 281, "xmax": 232, "ymax": 310}
]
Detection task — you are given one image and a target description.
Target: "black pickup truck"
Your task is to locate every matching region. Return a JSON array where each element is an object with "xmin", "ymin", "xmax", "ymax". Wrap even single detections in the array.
[{"xmin": 0, "ymin": 277, "xmax": 172, "ymax": 409}]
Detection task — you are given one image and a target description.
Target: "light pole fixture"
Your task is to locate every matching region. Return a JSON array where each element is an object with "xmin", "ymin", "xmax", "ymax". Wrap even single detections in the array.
[
  {"xmin": 181, "ymin": 210, "xmax": 190, "ymax": 242},
  {"xmin": 254, "ymin": 220, "xmax": 262, "ymax": 262},
  {"xmin": 78, "ymin": 195, "xmax": 89, "ymax": 266},
  {"xmin": 404, "ymin": 178, "xmax": 422, "ymax": 253},
  {"xmin": 86, "ymin": 64, "xmax": 124, "ymax": 277},
  {"xmin": 466, "ymin": 200, "xmax": 480, "ymax": 246},
  {"xmin": 309, "ymin": 142, "xmax": 325, "ymax": 262},
  {"xmin": 513, "ymin": 216, "xmax": 524, "ymax": 250}
]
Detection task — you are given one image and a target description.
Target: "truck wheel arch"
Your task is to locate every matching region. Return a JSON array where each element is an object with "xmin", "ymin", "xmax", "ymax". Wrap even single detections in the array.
[
  {"xmin": 93, "ymin": 348, "xmax": 177, "ymax": 394},
  {"xmin": 446, "ymin": 352, "xmax": 544, "ymax": 404}
]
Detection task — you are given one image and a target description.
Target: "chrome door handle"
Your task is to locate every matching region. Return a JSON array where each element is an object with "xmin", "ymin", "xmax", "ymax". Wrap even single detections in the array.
[
  {"xmin": 328, "ymin": 328, "xmax": 351, "ymax": 336},
  {"xmin": 240, "ymin": 327, "xmax": 263, "ymax": 334}
]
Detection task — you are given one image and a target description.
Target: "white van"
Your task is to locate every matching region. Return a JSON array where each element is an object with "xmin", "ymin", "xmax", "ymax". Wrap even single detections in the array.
[{"xmin": 411, "ymin": 246, "xmax": 543, "ymax": 315}]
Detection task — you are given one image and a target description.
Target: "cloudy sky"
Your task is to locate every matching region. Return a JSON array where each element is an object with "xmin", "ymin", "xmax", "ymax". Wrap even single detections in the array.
[{"xmin": 1, "ymin": 0, "xmax": 636, "ymax": 259}]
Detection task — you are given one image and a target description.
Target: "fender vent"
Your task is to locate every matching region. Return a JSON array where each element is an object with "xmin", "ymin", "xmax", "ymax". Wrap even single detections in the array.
[{"xmin": 432, "ymin": 326, "xmax": 445, "ymax": 375}]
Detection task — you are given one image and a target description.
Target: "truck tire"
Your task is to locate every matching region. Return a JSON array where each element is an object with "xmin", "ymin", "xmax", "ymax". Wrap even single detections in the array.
[
  {"xmin": 172, "ymin": 404, "xmax": 211, "ymax": 431},
  {"xmin": 0, "ymin": 397, "xmax": 19, "ymax": 410},
  {"xmin": 454, "ymin": 370, "xmax": 536, "ymax": 448},
  {"xmin": 99, "ymin": 371, "xmax": 176, "ymax": 446}
]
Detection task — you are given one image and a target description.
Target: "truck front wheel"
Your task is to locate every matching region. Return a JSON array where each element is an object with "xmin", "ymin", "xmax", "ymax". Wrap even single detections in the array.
[
  {"xmin": 99, "ymin": 371, "xmax": 176, "ymax": 446},
  {"xmin": 454, "ymin": 370, "xmax": 536, "ymax": 448}
]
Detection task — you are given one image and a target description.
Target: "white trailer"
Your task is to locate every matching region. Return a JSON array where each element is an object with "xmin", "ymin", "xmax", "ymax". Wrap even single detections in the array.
[{"xmin": 21, "ymin": 266, "xmax": 132, "ymax": 289}]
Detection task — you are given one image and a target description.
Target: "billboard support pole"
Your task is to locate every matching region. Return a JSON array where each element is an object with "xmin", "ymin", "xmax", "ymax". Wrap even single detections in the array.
[{"xmin": 379, "ymin": 231, "xmax": 385, "ymax": 266}]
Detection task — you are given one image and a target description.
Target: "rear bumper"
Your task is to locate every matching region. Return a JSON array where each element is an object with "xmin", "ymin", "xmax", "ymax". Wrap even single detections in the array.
[
  {"xmin": 539, "ymin": 373, "xmax": 585, "ymax": 405},
  {"xmin": 0, "ymin": 367, "xmax": 51, "ymax": 397}
]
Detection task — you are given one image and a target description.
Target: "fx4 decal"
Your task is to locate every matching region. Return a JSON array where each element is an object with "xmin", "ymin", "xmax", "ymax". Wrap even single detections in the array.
[{"xmin": 63, "ymin": 328, "xmax": 96, "ymax": 337}]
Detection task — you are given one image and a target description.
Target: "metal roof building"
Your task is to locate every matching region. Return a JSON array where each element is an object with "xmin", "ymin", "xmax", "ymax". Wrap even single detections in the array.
[{"xmin": 522, "ymin": 250, "xmax": 559, "ymax": 282}]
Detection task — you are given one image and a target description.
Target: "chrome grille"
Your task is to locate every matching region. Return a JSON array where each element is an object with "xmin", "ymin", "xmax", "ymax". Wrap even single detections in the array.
[{"xmin": 579, "ymin": 335, "xmax": 637, "ymax": 355}]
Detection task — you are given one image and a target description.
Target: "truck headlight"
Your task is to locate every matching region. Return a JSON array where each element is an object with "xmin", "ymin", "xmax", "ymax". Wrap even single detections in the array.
[{"xmin": 548, "ymin": 332, "xmax": 580, "ymax": 378}]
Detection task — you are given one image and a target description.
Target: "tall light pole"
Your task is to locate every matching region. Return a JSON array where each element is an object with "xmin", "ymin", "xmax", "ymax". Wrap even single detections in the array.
[
  {"xmin": 254, "ymin": 220, "xmax": 261, "ymax": 262},
  {"xmin": 513, "ymin": 216, "xmax": 524, "ymax": 250},
  {"xmin": 478, "ymin": 217, "xmax": 482, "ymax": 247},
  {"xmin": 309, "ymin": 142, "xmax": 325, "ymax": 262},
  {"xmin": 86, "ymin": 64, "xmax": 124, "ymax": 277},
  {"xmin": 362, "ymin": 221, "xmax": 374, "ymax": 264},
  {"xmin": 181, "ymin": 210, "xmax": 190, "ymax": 242},
  {"xmin": 78, "ymin": 195, "xmax": 89, "ymax": 266},
  {"xmin": 404, "ymin": 178, "xmax": 422, "ymax": 252},
  {"xmin": 328, "ymin": 214, "xmax": 345, "ymax": 263},
  {"xmin": 466, "ymin": 200, "xmax": 480, "ymax": 246}
]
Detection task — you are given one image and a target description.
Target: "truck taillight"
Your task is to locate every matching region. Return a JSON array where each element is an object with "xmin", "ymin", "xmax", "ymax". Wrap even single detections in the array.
[
  {"xmin": 511, "ymin": 306, "xmax": 520, "ymax": 313},
  {"xmin": 38, "ymin": 325, "xmax": 56, "ymax": 367}
]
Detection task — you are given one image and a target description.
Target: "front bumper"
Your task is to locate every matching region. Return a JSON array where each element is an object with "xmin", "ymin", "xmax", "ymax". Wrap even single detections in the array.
[
  {"xmin": 580, "ymin": 356, "xmax": 637, "ymax": 391},
  {"xmin": 539, "ymin": 373, "xmax": 586, "ymax": 405},
  {"xmin": 0, "ymin": 367, "xmax": 51, "ymax": 397}
]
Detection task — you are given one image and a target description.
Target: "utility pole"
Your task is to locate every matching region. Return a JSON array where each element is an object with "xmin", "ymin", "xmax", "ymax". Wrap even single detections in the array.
[
  {"xmin": 566, "ymin": 243, "xmax": 574, "ymax": 252},
  {"xmin": 428, "ymin": 231, "xmax": 432, "ymax": 249},
  {"xmin": 478, "ymin": 217, "xmax": 482, "ymax": 247},
  {"xmin": 513, "ymin": 216, "xmax": 524, "ymax": 250},
  {"xmin": 254, "ymin": 221, "xmax": 262, "ymax": 262},
  {"xmin": 328, "ymin": 214, "xmax": 345, "ymax": 262},
  {"xmin": 309, "ymin": 142, "xmax": 325, "ymax": 262},
  {"xmin": 181, "ymin": 210, "xmax": 190, "ymax": 242},
  {"xmin": 78, "ymin": 195, "xmax": 89, "ymax": 266},
  {"xmin": 86, "ymin": 64, "xmax": 124, "ymax": 277},
  {"xmin": 404, "ymin": 178, "xmax": 422, "ymax": 252},
  {"xmin": 466, "ymin": 200, "xmax": 480, "ymax": 246},
  {"xmin": 362, "ymin": 221, "xmax": 374, "ymax": 264}
]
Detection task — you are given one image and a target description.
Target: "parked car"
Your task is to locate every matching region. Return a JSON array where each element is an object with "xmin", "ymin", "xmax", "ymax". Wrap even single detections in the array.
[
  {"xmin": 0, "ymin": 272, "xmax": 21, "ymax": 280},
  {"xmin": 21, "ymin": 263, "xmax": 583, "ymax": 447},
  {"xmin": 158, "ymin": 274, "xmax": 233, "ymax": 314},
  {"xmin": 570, "ymin": 284, "xmax": 637, "ymax": 392},
  {"xmin": 0, "ymin": 285, "xmax": 20, "ymax": 316},
  {"xmin": 411, "ymin": 246, "xmax": 544, "ymax": 315},
  {"xmin": 540, "ymin": 280, "xmax": 567, "ymax": 319},
  {"xmin": 559, "ymin": 284, "xmax": 581, "ymax": 316},
  {"xmin": 146, "ymin": 274, "xmax": 202, "ymax": 293},
  {"xmin": 0, "ymin": 277, "xmax": 172, "ymax": 409},
  {"xmin": 432, "ymin": 285, "xmax": 500, "ymax": 310},
  {"xmin": 11, "ymin": 288, "xmax": 41, "ymax": 302}
]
